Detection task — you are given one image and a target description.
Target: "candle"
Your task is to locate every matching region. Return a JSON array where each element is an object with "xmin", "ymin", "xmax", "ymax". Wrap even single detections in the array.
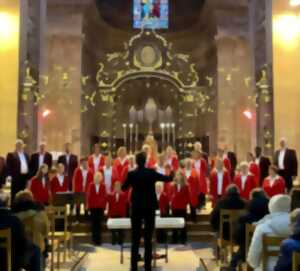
[
  {"xmin": 129, "ymin": 123, "xmax": 133, "ymax": 153},
  {"xmin": 171, "ymin": 123, "xmax": 176, "ymax": 148},
  {"xmin": 135, "ymin": 124, "xmax": 138, "ymax": 152},
  {"xmin": 166, "ymin": 123, "xmax": 170, "ymax": 146},
  {"xmin": 160, "ymin": 123, "xmax": 165, "ymax": 151}
]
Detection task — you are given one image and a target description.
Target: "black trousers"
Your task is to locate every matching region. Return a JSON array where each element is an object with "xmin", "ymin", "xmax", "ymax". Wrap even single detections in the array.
[
  {"xmin": 172, "ymin": 209, "xmax": 187, "ymax": 244},
  {"xmin": 190, "ymin": 206, "xmax": 197, "ymax": 222},
  {"xmin": 278, "ymin": 169, "xmax": 293, "ymax": 192},
  {"xmin": 131, "ymin": 208, "xmax": 155, "ymax": 271},
  {"xmin": 90, "ymin": 208, "xmax": 104, "ymax": 245},
  {"xmin": 11, "ymin": 174, "xmax": 29, "ymax": 201}
]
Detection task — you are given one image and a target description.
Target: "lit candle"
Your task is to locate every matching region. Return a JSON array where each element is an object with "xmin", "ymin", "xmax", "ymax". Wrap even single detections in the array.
[
  {"xmin": 166, "ymin": 123, "xmax": 170, "ymax": 146},
  {"xmin": 135, "ymin": 124, "xmax": 138, "ymax": 152}
]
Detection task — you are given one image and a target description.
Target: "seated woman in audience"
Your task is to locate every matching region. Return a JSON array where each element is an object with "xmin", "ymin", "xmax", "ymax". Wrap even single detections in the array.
[
  {"xmin": 210, "ymin": 184, "xmax": 246, "ymax": 241},
  {"xmin": 107, "ymin": 181, "xmax": 127, "ymax": 245},
  {"xmin": 229, "ymin": 188, "xmax": 269, "ymax": 270},
  {"xmin": 50, "ymin": 163, "xmax": 69, "ymax": 196},
  {"xmin": 210, "ymin": 158, "xmax": 231, "ymax": 206},
  {"xmin": 247, "ymin": 194, "xmax": 292, "ymax": 271},
  {"xmin": 233, "ymin": 162, "xmax": 256, "ymax": 200},
  {"xmin": 29, "ymin": 163, "xmax": 50, "ymax": 205},
  {"xmin": 170, "ymin": 171, "xmax": 190, "ymax": 244},
  {"xmin": 87, "ymin": 172, "xmax": 107, "ymax": 245},
  {"xmin": 262, "ymin": 165, "xmax": 286, "ymax": 198},
  {"xmin": 155, "ymin": 182, "xmax": 170, "ymax": 243},
  {"xmin": 12, "ymin": 190, "xmax": 49, "ymax": 270},
  {"xmin": 274, "ymin": 208, "xmax": 300, "ymax": 271},
  {"xmin": 183, "ymin": 158, "xmax": 199, "ymax": 222}
]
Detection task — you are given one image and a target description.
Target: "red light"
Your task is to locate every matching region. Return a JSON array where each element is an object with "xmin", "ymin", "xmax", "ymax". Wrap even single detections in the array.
[
  {"xmin": 42, "ymin": 109, "xmax": 51, "ymax": 118},
  {"xmin": 243, "ymin": 110, "xmax": 253, "ymax": 120}
]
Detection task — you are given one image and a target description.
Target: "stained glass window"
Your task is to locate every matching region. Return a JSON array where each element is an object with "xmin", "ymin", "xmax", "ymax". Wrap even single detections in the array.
[{"xmin": 133, "ymin": 0, "xmax": 169, "ymax": 29}]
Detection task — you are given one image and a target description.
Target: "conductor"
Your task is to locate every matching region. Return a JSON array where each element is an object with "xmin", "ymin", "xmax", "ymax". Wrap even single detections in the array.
[{"xmin": 122, "ymin": 152, "xmax": 173, "ymax": 271}]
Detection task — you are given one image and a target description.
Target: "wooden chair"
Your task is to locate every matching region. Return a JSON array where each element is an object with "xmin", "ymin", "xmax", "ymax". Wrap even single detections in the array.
[
  {"xmin": 46, "ymin": 207, "xmax": 62, "ymax": 270},
  {"xmin": 262, "ymin": 235, "xmax": 285, "ymax": 271},
  {"xmin": 293, "ymin": 251, "xmax": 300, "ymax": 271},
  {"xmin": 0, "ymin": 228, "xmax": 11, "ymax": 271},
  {"xmin": 48, "ymin": 205, "xmax": 73, "ymax": 263},
  {"xmin": 218, "ymin": 209, "xmax": 246, "ymax": 263},
  {"xmin": 244, "ymin": 223, "xmax": 256, "ymax": 271}
]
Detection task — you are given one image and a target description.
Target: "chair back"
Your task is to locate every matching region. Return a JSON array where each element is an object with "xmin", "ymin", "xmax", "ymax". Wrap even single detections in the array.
[
  {"xmin": 293, "ymin": 251, "xmax": 300, "ymax": 271},
  {"xmin": 245, "ymin": 223, "xmax": 256, "ymax": 258},
  {"xmin": 262, "ymin": 235, "xmax": 285, "ymax": 271},
  {"xmin": 219, "ymin": 209, "xmax": 245, "ymax": 248},
  {"xmin": 0, "ymin": 228, "xmax": 12, "ymax": 271},
  {"xmin": 47, "ymin": 205, "xmax": 69, "ymax": 233}
]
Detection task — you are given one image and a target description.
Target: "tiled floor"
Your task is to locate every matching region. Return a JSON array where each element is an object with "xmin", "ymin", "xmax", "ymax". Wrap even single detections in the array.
[{"xmin": 79, "ymin": 243, "xmax": 217, "ymax": 271}]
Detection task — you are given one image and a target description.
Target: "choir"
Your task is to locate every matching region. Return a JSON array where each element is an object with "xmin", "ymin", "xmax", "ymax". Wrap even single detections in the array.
[{"xmin": 0, "ymin": 138, "xmax": 298, "ymax": 246}]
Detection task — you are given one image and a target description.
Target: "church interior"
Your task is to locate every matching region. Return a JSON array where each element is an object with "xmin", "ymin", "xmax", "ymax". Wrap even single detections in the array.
[{"xmin": 1, "ymin": 0, "xmax": 300, "ymax": 270}]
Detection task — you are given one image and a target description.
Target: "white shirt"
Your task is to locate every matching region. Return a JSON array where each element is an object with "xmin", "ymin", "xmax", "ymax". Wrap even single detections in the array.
[
  {"xmin": 156, "ymin": 165, "xmax": 165, "ymax": 175},
  {"xmin": 116, "ymin": 193, "xmax": 120, "ymax": 202},
  {"xmin": 156, "ymin": 193, "xmax": 161, "ymax": 201},
  {"xmin": 255, "ymin": 157, "xmax": 260, "ymax": 165},
  {"xmin": 104, "ymin": 167, "xmax": 112, "ymax": 192},
  {"xmin": 269, "ymin": 176, "xmax": 278, "ymax": 187},
  {"xmin": 217, "ymin": 171, "xmax": 224, "ymax": 196},
  {"xmin": 39, "ymin": 154, "xmax": 44, "ymax": 167},
  {"xmin": 57, "ymin": 174, "xmax": 64, "ymax": 186},
  {"xmin": 177, "ymin": 184, "xmax": 181, "ymax": 192},
  {"xmin": 241, "ymin": 175, "xmax": 247, "ymax": 191},
  {"xmin": 18, "ymin": 152, "xmax": 29, "ymax": 174},
  {"xmin": 194, "ymin": 160, "xmax": 201, "ymax": 172},
  {"xmin": 119, "ymin": 157, "xmax": 127, "ymax": 166},
  {"xmin": 42, "ymin": 177, "xmax": 46, "ymax": 188},
  {"xmin": 93, "ymin": 155, "xmax": 101, "ymax": 172},
  {"xmin": 185, "ymin": 169, "xmax": 192, "ymax": 178},
  {"xmin": 95, "ymin": 183, "xmax": 100, "ymax": 194},
  {"xmin": 81, "ymin": 168, "xmax": 88, "ymax": 188},
  {"xmin": 66, "ymin": 154, "xmax": 70, "ymax": 166},
  {"xmin": 279, "ymin": 149, "xmax": 286, "ymax": 170}
]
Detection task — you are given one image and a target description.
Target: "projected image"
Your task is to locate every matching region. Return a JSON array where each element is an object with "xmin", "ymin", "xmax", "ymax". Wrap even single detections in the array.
[{"xmin": 133, "ymin": 0, "xmax": 169, "ymax": 29}]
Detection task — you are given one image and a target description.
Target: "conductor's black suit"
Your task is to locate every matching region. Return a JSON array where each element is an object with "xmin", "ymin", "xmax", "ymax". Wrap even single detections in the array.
[{"xmin": 122, "ymin": 165, "xmax": 172, "ymax": 271}]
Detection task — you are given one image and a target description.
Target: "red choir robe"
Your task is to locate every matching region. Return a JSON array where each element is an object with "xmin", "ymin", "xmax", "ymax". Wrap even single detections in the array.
[
  {"xmin": 233, "ymin": 174, "xmax": 256, "ymax": 200},
  {"xmin": 29, "ymin": 177, "xmax": 50, "ymax": 204},
  {"xmin": 184, "ymin": 169, "xmax": 199, "ymax": 208},
  {"xmin": 50, "ymin": 175, "xmax": 69, "ymax": 195},
  {"xmin": 262, "ymin": 176, "xmax": 286, "ymax": 198},
  {"xmin": 72, "ymin": 167, "xmax": 94, "ymax": 193},
  {"xmin": 87, "ymin": 154, "xmax": 106, "ymax": 174},
  {"xmin": 166, "ymin": 155, "xmax": 179, "ymax": 172},
  {"xmin": 87, "ymin": 183, "xmax": 107, "ymax": 209},
  {"xmin": 210, "ymin": 170, "xmax": 231, "ymax": 206},
  {"xmin": 249, "ymin": 162, "xmax": 260, "ymax": 187},
  {"xmin": 113, "ymin": 158, "xmax": 129, "ymax": 183},
  {"xmin": 193, "ymin": 158, "xmax": 208, "ymax": 194},
  {"xmin": 157, "ymin": 192, "xmax": 170, "ymax": 216},
  {"xmin": 223, "ymin": 157, "xmax": 232, "ymax": 173},
  {"xmin": 107, "ymin": 191, "xmax": 127, "ymax": 218},
  {"xmin": 170, "ymin": 184, "xmax": 190, "ymax": 211},
  {"xmin": 146, "ymin": 155, "xmax": 157, "ymax": 169}
]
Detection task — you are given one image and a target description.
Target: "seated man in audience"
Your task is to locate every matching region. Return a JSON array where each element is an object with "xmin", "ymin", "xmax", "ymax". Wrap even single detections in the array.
[
  {"xmin": 274, "ymin": 208, "xmax": 300, "ymax": 271},
  {"xmin": 12, "ymin": 190, "xmax": 49, "ymax": 267},
  {"xmin": 247, "ymin": 194, "xmax": 292, "ymax": 271},
  {"xmin": 0, "ymin": 191, "xmax": 41, "ymax": 271},
  {"xmin": 228, "ymin": 189, "xmax": 269, "ymax": 270},
  {"xmin": 210, "ymin": 184, "xmax": 246, "ymax": 241}
]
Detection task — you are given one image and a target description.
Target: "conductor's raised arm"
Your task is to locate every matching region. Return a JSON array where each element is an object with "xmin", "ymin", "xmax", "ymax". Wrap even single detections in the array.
[{"xmin": 152, "ymin": 170, "xmax": 173, "ymax": 183}]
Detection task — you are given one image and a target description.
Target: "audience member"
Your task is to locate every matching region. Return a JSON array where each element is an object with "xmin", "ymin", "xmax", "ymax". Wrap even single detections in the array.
[
  {"xmin": 12, "ymin": 190, "xmax": 49, "ymax": 266},
  {"xmin": 210, "ymin": 184, "xmax": 246, "ymax": 241},
  {"xmin": 228, "ymin": 189, "xmax": 269, "ymax": 270},
  {"xmin": 247, "ymin": 194, "xmax": 292, "ymax": 271},
  {"xmin": 274, "ymin": 208, "xmax": 300, "ymax": 271}
]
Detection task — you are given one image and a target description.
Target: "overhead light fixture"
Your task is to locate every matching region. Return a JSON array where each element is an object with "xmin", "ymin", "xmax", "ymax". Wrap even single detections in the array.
[
  {"xmin": 243, "ymin": 110, "xmax": 253, "ymax": 120},
  {"xmin": 290, "ymin": 0, "xmax": 300, "ymax": 7}
]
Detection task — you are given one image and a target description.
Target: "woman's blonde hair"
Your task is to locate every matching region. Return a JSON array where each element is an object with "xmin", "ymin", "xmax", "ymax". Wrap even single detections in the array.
[{"xmin": 174, "ymin": 171, "xmax": 186, "ymax": 186}]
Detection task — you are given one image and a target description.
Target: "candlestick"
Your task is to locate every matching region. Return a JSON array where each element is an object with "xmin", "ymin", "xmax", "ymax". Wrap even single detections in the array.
[
  {"xmin": 129, "ymin": 123, "xmax": 133, "ymax": 154},
  {"xmin": 135, "ymin": 124, "xmax": 138, "ymax": 152},
  {"xmin": 160, "ymin": 123, "xmax": 165, "ymax": 151},
  {"xmin": 166, "ymin": 123, "xmax": 170, "ymax": 146},
  {"xmin": 171, "ymin": 123, "xmax": 176, "ymax": 149},
  {"xmin": 122, "ymin": 123, "xmax": 127, "ymax": 148}
]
